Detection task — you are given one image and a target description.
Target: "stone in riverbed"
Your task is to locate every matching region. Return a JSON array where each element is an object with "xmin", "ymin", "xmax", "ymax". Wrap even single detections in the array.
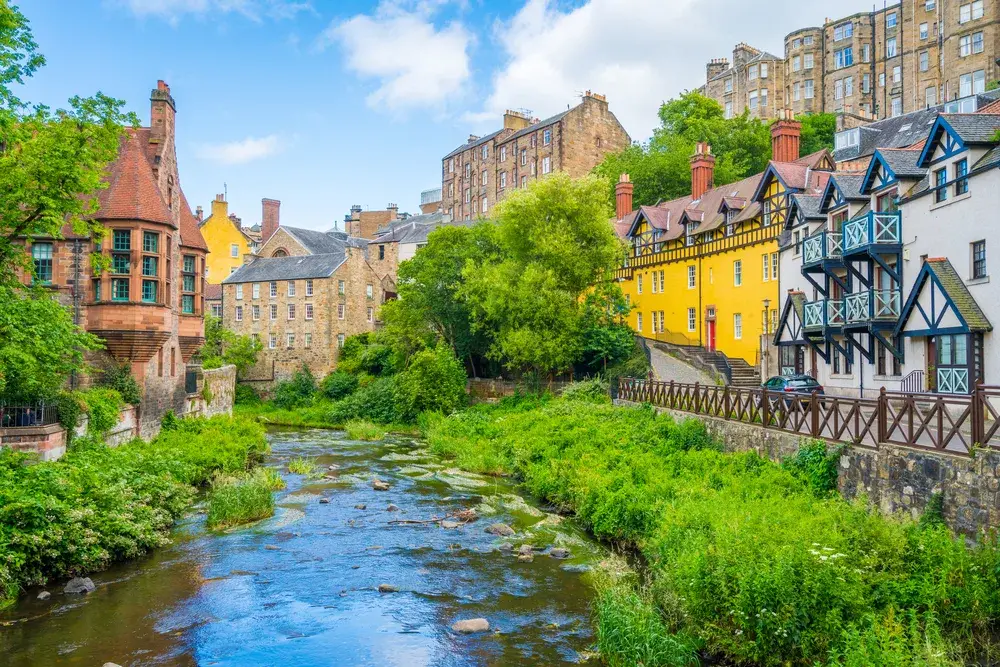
[
  {"xmin": 485, "ymin": 523, "xmax": 515, "ymax": 537},
  {"xmin": 264, "ymin": 545, "xmax": 281, "ymax": 551},
  {"xmin": 377, "ymin": 584, "xmax": 398, "ymax": 593},
  {"xmin": 319, "ymin": 497, "xmax": 331, "ymax": 504},
  {"xmin": 517, "ymin": 544, "xmax": 534, "ymax": 556},
  {"xmin": 451, "ymin": 618, "xmax": 490, "ymax": 634},
  {"xmin": 103, "ymin": 663, "xmax": 122, "ymax": 667},
  {"xmin": 517, "ymin": 553, "xmax": 534, "ymax": 563},
  {"xmin": 37, "ymin": 591, "xmax": 50, "ymax": 601},
  {"xmin": 64, "ymin": 577, "xmax": 95, "ymax": 594},
  {"xmin": 355, "ymin": 504, "xmax": 367, "ymax": 510},
  {"xmin": 440, "ymin": 520, "xmax": 459, "ymax": 529},
  {"xmin": 550, "ymin": 547, "xmax": 571, "ymax": 559},
  {"xmin": 498, "ymin": 542, "xmax": 513, "ymax": 552},
  {"xmin": 372, "ymin": 478, "xmax": 391, "ymax": 491},
  {"xmin": 386, "ymin": 504, "xmax": 400, "ymax": 512}
]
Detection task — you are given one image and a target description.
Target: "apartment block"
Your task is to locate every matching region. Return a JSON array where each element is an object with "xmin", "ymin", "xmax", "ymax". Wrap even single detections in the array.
[
  {"xmin": 784, "ymin": 27, "xmax": 825, "ymax": 115},
  {"xmin": 702, "ymin": 43, "xmax": 787, "ymax": 119},
  {"xmin": 441, "ymin": 92, "xmax": 630, "ymax": 221}
]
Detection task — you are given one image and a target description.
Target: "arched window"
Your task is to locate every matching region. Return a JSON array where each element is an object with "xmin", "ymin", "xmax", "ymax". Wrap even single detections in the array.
[{"xmin": 271, "ymin": 248, "xmax": 288, "ymax": 258}]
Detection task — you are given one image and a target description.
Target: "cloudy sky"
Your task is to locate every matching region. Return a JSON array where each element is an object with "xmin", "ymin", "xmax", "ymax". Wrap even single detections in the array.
[{"xmin": 20, "ymin": 0, "xmax": 882, "ymax": 231}]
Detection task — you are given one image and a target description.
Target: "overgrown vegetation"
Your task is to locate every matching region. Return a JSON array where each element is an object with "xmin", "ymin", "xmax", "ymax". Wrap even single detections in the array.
[
  {"xmin": 200, "ymin": 315, "xmax": 262, "ymax": 375},
  {"xmin": 0, "ymin": 415, "xmax": 267, "ymax": 606},
  {"xmin": 287, "ymin": 457, "xmax": 317, "ymax": 476},
  {"xmin": 423, "ymin": 391, "xmax": 1000, "ymax": 666},
  {"xmin": 345, "ymin": 420, "xmax": 387, "ymax": 442},
  {"xmin": 206, "ymin": 468, "xmax": 278, "ymax": 529}
]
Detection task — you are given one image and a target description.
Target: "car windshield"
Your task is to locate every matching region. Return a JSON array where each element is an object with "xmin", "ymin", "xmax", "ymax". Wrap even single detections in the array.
[{"xmin": 788, "ymin": 379, "xmax": 819, "ymax": 388}]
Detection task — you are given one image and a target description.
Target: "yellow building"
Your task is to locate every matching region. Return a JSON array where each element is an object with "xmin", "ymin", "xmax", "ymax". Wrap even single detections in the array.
[
  {"xmin": 613, "ymin": 117, "xmax": 834, "ymax": 377},
  {"xmin": 199, "ymin": 194, "xmax": 257, "ymax": 283}
]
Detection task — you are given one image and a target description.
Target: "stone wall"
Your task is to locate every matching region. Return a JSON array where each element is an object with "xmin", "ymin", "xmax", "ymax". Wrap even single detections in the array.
[
  {"xmin": 184, "ymin": 364, "xmax": 236, "ymax": 418},
  {"xmin": 620, "ymin": 401, "xmax": 1000, "ymax": 538},
  {"xmin": 0, "ymin": 425, "xmax": 67, "ymax": 461}
]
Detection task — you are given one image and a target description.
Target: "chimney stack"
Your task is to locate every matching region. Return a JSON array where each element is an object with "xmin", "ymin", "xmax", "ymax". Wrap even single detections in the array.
[
  {"xmin": 615, "ymin": 174, "xmax": 634, "ymax": 220},
  {"xmin": 387, "ymin": 203, "xmax": 399, "ymax": 220},
  {"xmin": 690, "ymin": 142, "xmax": 716, "ymax": 200},
  {"xmin": 771, "ymin": 109, "xmax": 802, "ymax": 163},
  {"xmin": 262, "ymin": 198, "xmax": 280, "ymax": 242},
  {"xmin": 195, "ymin": 205, "xmax": 203, "ymax": 222}
]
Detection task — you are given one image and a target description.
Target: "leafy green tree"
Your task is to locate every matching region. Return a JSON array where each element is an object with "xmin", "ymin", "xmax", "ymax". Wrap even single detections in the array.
[
  {"xmin": 797, "ymin": 113, "xmax": 837, "ymax": 156},
  {"xmin": 395, "ymin": 346, "xmax": 468, "ymax": 420},
  {"xmin": 0, "ymin": 1, "xmax": 137, "ymax": 287},
  {"xmin": 0, "ymin": 285, "xmax": 102, "ymax": 401},
  {"xmin": 200, "ymin": 316, "xmax": 262, "ymax": 376},
  {"xmin": 463, "ymin": 173, "xmax": 626, "ymax": 378}
]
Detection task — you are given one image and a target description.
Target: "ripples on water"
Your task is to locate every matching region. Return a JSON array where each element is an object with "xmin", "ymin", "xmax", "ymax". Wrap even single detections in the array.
[{"xmin": 0, "ymin": 429, "xmax": 606, "ymax": 666}]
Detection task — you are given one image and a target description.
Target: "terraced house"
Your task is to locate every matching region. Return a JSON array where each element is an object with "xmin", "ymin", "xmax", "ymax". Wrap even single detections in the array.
[
  {"xmin": 775, "ymin": 99, "xmax": 1000, "ymax": 396},
  {"xmin": 614, "ymin": 114, "xmax": 834, "ymax": 385}
]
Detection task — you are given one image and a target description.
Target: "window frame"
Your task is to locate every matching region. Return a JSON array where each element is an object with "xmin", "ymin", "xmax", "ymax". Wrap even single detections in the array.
[{"xmin": 972, "ymin": 240, "xmax": 987, "ymax": 279}]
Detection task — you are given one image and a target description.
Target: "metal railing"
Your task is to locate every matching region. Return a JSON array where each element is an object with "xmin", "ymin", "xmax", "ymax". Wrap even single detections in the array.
[
  {"xmin": 617, "ymin": 378, "xmax": 1000, "ymax": 455},
  {"xmin": 843, "ymin": 212, "xmax": 902, "ymax": 254},
  {"xmin": 802, "ymin": 231, "xmax": 843, "ymax": 266},
  {"xmin": 0, "ymin": 402, "xmax": 60, "ymax": 428},
  {"xmin": 900, "ymin": 370, "xmax": 925, "ymax": 393},
  {"xmin": 803, "ymin": 299, "xmax": 845, "ymax": 330},
  {"xmin": 845, "ymin": 289, "xmax": 900, "ymax": 325}
]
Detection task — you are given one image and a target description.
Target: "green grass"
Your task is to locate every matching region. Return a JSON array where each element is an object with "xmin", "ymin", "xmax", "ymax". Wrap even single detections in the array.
[
  {"xmin": 206, "ymin": 472, "xmax": 276, "ymax": 529},
  {"xmin": 422, "ymin": 393, "xmax": 1000, "ymax": 666},
  {"xmin": 236, "ymin": 401, "xmax": 420, "ymax": 436},
  {"xmin": 287, "ymin": 457, "xmax": 317, "ymax": 476},
  {"xmin": 345, "ymin": 419, "xmax": 387, "ymax": 441}
]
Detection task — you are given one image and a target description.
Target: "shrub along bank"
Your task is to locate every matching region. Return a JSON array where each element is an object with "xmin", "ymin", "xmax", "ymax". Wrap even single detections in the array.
[
  {"xmin": 422, "ymin": 389, "xmax": 1000, "ymax": 666},
  {"xmin": 0, "ymin": 415, "xmax": 268, "ymax": 607}
]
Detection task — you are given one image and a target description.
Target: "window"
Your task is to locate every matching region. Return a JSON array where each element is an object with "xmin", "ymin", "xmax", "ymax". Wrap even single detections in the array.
[
  {"xmin": 465, "ymin": 162, "xmax": 471, "ymax": 179},
  {"xmin": 748, "ymin": 65, "xmax": 758, "ymax": 81},
  {"xmin": 891, "ymin": 97, "xmax": 902, "ymax": 117},
  {"xmin": 793, "ymin": 230, "xmax": 802, "ymax": 256},
  {"xmin": 500, "ymin": 172, "xmax": 507, "ymax": 189},
  {"xmin": 31, "ymin": 242, "xmax": 52, "ymax": 284},
  {"xmin": 962, "ymin": 33, "xmax": 984, "ymax": 56},
  {"xmin": 367, "ymin": 306, "xmax": 374, "ymax": 323},
  {"xmin": 760, "ymin": 62, "xmax": 768, "ymax": 78},
  {"xmin": 142, "ymin": 280, "xmax": 157, "ymax": 303},
  {"xmin": 465, "ymin": 188, "xmax": 471, "ymax": 203},
  {"xmin": 542, "ymin": 157, "xmax": 551, "ymax": 174},
  {"xmin": 287, "ymin": 333, "xmax": 295, "ymax": 348},
  {"xmin": 637, "ymin": 312, "xmax": 643, "ymax": 332},
  {"xmin": 804, "ymin": 79, "xmax": 814, "ymax": 99},
  {"xmin": 269, "ymin": 333, "xmax": 277, "ymax": 349},
  {"xmin": 304, "ymin": 333, "xmax": 312, "ymax": 348},
  {"xmin": 305, "ymin": 303, "xmax": 313, "ymax": 320},
  {"xmin": 230, "ymin": 244, "xmax": 238, "ymax": 258},
  {"xmin": 143, "ymin": 231, "xmax": 159, "ymax": 253},
  {"xmin": 925, "ymin": 86, "xmax": 937, "ymax": 107},
  {"xmin": 772, "ymin": 253, "xmax": 779, "ymax": 280},
  {"xmin": 954, "ymin": 158, "xmax": 969, "ymax": 196},
  {"xmin": 845, "ymin": 76, "xmax": 853, "ymax": 96},
  {"xmin": 762, "ymin": 254, "xmax": 770, "ymax": 281},
  {"xmin": 113, "ymin": 229, "xmax": 131, "ymax": 251},
  {"xmin": 112, "ymin": 253, "xmax": 130, "ymax": 275},
  {"xmin": 520, "ymin": 148, "xmax": 527, "ymax": 166},
  {"xmin": 252, "ymin": 305, "xmax": 260, "ymax": 320},
  {"xmin": 973, "ymin": 241, "xmax": 987, "ymax": 279},
  {"xmin": 792, "ymin": 56, "xmax": 800, "ymax": 72},
  {"xmin": 543, "ymin": 129, "xmax": 552, "ymax": 145},
  {"xmin": 834, "ymin": 47, "xmax": 853, "ymax": 69},
  {"xmin": 886, "ymin": 37, "xmax": 897, "ymax": 58},
  {"xmin": 287, "ymin": 304, "xmax": 295, "ymax": 320},
  {"xmin": 919, "ymin": 22, "xmax": 928, "ymax": 40},
  {"xmin": 481, "ymin": 170, "xmax": 488, "ymax": 186},
  {"xmin": 448, "ymin": 158, "xmax": 454, "ymax": 173},
  {"xmin": 804, "ymin": 35, "xmax": 813, "ymax": 45},
  {"xmin": 733, "ymin": 260, "xmax": 742, "ymax": 286},
  {"xmin": 337, "ymin": 333, "xmax": 345, "ymax": 349},
  {"xmin": 366, "ymin": 284, "xmax": 374, "ymax": 299},
  {"xmin": 111, "ymin": 278, "xmax": 129, "ymax": 302},
  {"xmin": 862, "ymin": 73, "xmax": 871, "ymax": 93},
  {"xmin": 926, "ymin": 0, "xmax": 935, "ymax": 9},
  {"xmin": 236, "ymin": 284, "xmax": 243, "ymax": 300},
  {"xmin": 893, "ymin": 66, "xmax": 901, "ymax": 83},
  {"xmin": 338, "ymin": 303, "xmax": 345, "ymax": 320},
  {"xmin": 252, "ymin": 283, "xmax": 260, "ymax": 299},
  {"xmin": 886, "ymin": 11, "xmax": 897, "ymax": 27},
  {"xmin": 688, "ymin": 308, "xmax": 696, "ymax": 332},
  {"xmin": 338, "ymin": 280, "xmax": 345, "ymax": 295},
  {"xmin": 972, "ymin": 31, "xmax": 984, "ymax": 54},
  {"xmin": 833, "ymin": 22, "xmax": 853, "ymax": 41},
  {"xmin": 792, "ymin": 85, "xmax": 800, "ymax": 102},
  {"xmin": 879, "ymin": 72, "xmax": 886, "ymax": 87},
  {"xmin": 724, "ymin": 77, "xmax": 733, "ymax": 93},
  {"xmin": 688, "ymin": 265, "xmax": 696, "ymax": 289},
  {"xmin": 306, "ymin": 279, "xmax": 313, "ymax": 297},
  {"xmin": 760, "ymin": 88, "xmax": 768, "ymax": 109},
  {"xmin": 481, "ymin": 145, "xmax": 489, "ymax": 160},
  {"xmin": 835, "ymin": 79, "xmax": 844, "ymax": 100},
  {"xmin": 959, "ymin": 1, "xmax": 983, "ymax": 23},
  {"xmin": 270, "ymin": 304, "xmax": 277, "ymax": 320},
  {"xmin": 481, "ymin": 197, "xmax": 488, "ymax": 214},
  {"xmin": 637, "ymin": 273, "xmax": 643, "ymax": 294},
  {"xmin": 269, "ymin": 281, "xmax": 277, "ymax": 298},
  {"xmin": 235, "ymin": 305, "xmax": 243, "ymax": 322},
  {"xmin": 920, "ymin": 51, "xmax": 929, "ymax": 71},
  {"xmin": 521, "ymin": 175, "xmax": 527, "ymax": 188},
  {"xmin": 934, "ymin": 168, "xmax": 948, "ymax": 203},
  {"xmin": 659, "ymin": 271, "xmax": 664, "ymax": 293},
  {"xmin": 804, "ymin": 53, "xmax": 814, "ymax": 70},
  {"xmin": 749, "ymin": 90, "xmax": 759, "ymax": 110},
  {"xmin": 287, "ymin": 281, "xmax": 295, "ymax": 297},
  {"xmin": 734, "ymin": 313, "xmax": 743, "ymax": 340},
  {"xmin": 211, "ymin": 303, "xmax": 221, "ymax": 318}
]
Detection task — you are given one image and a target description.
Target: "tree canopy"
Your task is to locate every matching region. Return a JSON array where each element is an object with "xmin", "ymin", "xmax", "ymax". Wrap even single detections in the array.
[{"xmin": 593, "ymin": 91, "xmax": 836, "ymax": 209}]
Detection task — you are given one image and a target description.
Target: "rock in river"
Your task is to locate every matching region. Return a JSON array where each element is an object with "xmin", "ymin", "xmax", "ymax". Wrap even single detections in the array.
[
  {"xmin": 517, "ymin": 544, "xmax": 534, "ymax": 556},
  {"xmin": 451, "ymin": 618, "xmax": 490, "ymax": 634},
  {"xmin": 319, "ymin": 497, "xmax": 331, "ymax": 504},
  {"xmin": 37, "ymin": 591, "xmax": 50, "ymax": 601},
  {"xmin": 372, "ymin": 478, "xmax": 391, "ymax": 491},
  {"xmin": 517, "ymin": 553, "xmax": 534, "ymax": 563},
  {"xmin": 550, "ymin": 547, "xmax": 571, "ymax": 559},
  {"xmin": 386, "ymin": 504, "xmax": 400, "ymax": 512},
  {"xmin": 355, "ymin": 504, "xmax": 367, "ymax": 510},
  {"xmin": 440, "ymin": 520, "xmax": 459, "ymax": 529},
  {"xmin": 377, "ymin": 584, "xmax": 398, "ymax": 593},
  {"xmin": 64, "ymin": 577, "xmax": 96, "ymax": 595},
  {"xmin": 485, "ymin": 523, "xmax": 515, "ymax": 537}
]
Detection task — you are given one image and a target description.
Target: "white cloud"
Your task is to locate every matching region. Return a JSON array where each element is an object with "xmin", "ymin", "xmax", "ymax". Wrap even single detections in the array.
[
  {"xmin": 196, "ymin": 135, "xmax": 283, "ymax": 164},
  {"xmin": 114, "ymin": 0, "xmax": 310, "ymax": 23},
  {"xmin": 321, "ymin": 1, "xmax": 472, "ymax": 112},
  {"xmin": 473, "ymin": 0, "xmax": 884, "ymax": 141}
]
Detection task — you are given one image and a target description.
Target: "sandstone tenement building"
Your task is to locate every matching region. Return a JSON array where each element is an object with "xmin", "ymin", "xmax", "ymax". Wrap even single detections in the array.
[
  {"xmin": 701, "ymin": 0, "xmax": 999, "ymax": 120},
  {"xmin": 441, "ymin": 92, "xmax": 630, "ymax": 221}
]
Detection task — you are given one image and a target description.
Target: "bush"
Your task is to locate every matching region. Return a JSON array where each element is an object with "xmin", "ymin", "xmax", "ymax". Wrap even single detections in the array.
[
  {"xmin": 560, "ymin": 378, "xmax": 610, "ymax": 404},
  {"xmin": 80, "ymin": 388, "xmax": 125, "ymax": 437},
  {"xmin": 53, "ymin": 391, "xmax": 84, "ymax": 439},
  {"xmin": 782, "ymin": 439, "xmax": 841, "ymax": 495},
  {"xmin": 206, "ymin": 472, "xmax": 276, "ymax": 529},
  {"xmin": 345, "ymin": 420, "xmax": 386, "ymax": 441},
  {"xmin": 234, "ymin": 383, "xmax": 260, "ymax": 406},
  {"xmin": 395, "ymin": 346, "xmax": 467, "ymax": 420},
  {"xmin": 595, "ymin": 579, "xmax": 699, "ymax": 667},
  {"xmin": 320, "ymin": 371, "xmax": 359, "ymax": 401},
  {"xmin": 327, "ymin": 376, "xmax": 404, "ymax": 425},
  {"xmin": 338, "ymin": 333, "xmax": 403, "ymax": 376},
  {"xmin": 100, "ymin": 362, "xmax": 142, "ymax": 405},
  {"xmin": 272, "ymin": 364, "xmax": 316, "ymax": 409}
]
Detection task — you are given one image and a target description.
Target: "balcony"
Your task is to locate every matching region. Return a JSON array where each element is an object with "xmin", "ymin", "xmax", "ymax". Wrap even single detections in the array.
[
  {"xmin": 844, "ymin": 289, "xmax": 900, "ymax": 326},
  {"xmin": 842, "ymin": 211, "xmax": 902, "ymax": 256},
  {"xmin": 802, "ymin": 231, "xmax": 843, "ymax": 270},
  {"xmin": 802, "ymin": 299, "xmax": 844, "ymax": 332}
]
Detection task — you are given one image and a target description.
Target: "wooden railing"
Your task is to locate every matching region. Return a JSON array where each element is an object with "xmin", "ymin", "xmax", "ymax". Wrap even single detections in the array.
[{"xmin": 617, "ymin": 378, "xmax": 1000, "ymax": 455}]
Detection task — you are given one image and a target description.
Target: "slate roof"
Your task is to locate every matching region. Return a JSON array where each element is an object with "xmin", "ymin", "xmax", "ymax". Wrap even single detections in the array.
[
  {"xmin": 375, "ymin": 211, "xmax": 452, "ymax": 238},
  {"xmin": 223, "ymin": 254, "xmax": 346, "ymax": 284},
  {"xmin": 877, "ymin": 148, "xmax": 926, "ymax": 178},
  {"xmin": 506, "ymin": 110, "xmax": 572, "ymax": 143},
  {"xmin": 178, "ymin": 191, "xmax": 209, "ymax": 251},
  {"xmin": 204, "ymin": 284, "xmax": 222, "ymax": 300},
  {"xmin": 95, "ymin": 130, "xmax": 175, "ymax": 226},
  {"xmin": 833, "ymin": 106, "xmax": 942, "ymax": 162},
  {"xmin": 443, "ymin": 129, "xmax": 506, "ymax": 160},
  {"xmin": 940, "ymin": 114, "xmax": 1000, "ymax": 143},
  {"xmin": 790, "ymin": 193, "xmax": 825, "ymax": 220},
  {"xmin": 831, "ymin": 174, "xmax": 868, "ymax": 200},
  {"xmin": 925, "ymin": 258, "xmax": 992, "ymax": 332},
  {"xmin": 282, "ymin": 226, "xmax": 354, "ymax": 255},
  {"xmin": 972, "ymin": 145, "xmax": 1000, "ymax": 171}
]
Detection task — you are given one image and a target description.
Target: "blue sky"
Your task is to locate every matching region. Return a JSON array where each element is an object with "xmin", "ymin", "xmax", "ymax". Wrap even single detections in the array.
[{"xmin": 18, "ymin": 0, "xmax": 881, "ymax": 231}]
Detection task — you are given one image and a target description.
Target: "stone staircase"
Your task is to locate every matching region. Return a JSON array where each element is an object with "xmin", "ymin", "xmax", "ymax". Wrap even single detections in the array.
[
  {"xmin": 728, "ymin": 358, "xmax": 762, "ymax": 388},
  {"xmin": 652, "ymin": 340, "xmax": 760, "ymax": 388}
]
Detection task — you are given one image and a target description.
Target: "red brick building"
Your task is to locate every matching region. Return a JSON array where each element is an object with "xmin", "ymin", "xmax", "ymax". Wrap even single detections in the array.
[{"xmin": 22, "ymin": 81, "xmax": 208, "ymax": 438}]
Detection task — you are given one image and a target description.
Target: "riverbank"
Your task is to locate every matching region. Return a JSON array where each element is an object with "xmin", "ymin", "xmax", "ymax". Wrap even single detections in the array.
[
  {"xmin": 0, "ymin": 415, "xmax": 267, "ymax": 608},
  {"xmin": 235, "ymin": 402, "xmax": 420, "ymax": 436},
  {"xmin": 421, "ymin": 389, "xmax": 1000, "ymax": 666}
]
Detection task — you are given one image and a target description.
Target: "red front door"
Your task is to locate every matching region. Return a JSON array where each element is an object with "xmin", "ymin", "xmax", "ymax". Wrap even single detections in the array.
[{"xmin": 707, "ymin": 320, "xmax": 717, "ymax": 352}]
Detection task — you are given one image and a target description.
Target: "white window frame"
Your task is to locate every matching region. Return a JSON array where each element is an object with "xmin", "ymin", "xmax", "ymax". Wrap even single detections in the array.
[
  {"xmin": 270, "ymin": 304, "xmax": 277, "ymax": 320},
  {"xmin": 542, "ymin": 157, "xmax": 551, "ymax": 174},
  {"xmin": 235, "ymin": 305, "xmax": 243, "ymax": 322},
  {"xmin": 687, "ymin": 308, "xmax": 696, "ymax": 332},
  {"xmin": 687, "ymin": 265, "xmax": 696, "ymax": 289},
  {"xmin": 269, "ymin": 281, "xmax": 277, "ymax": 298},
  {"xmin": 734, "ymin": 259, "xmax": 743, "ymax": 286},
  {"xmin": 305, "ymin": 303, "xmax": 313, "ymax": 320},
  {"xmin": 734, "ymin": 313, "xmax": 743, "ymax": 340},
  {"xmin": 230, "ymin": 244, "xmax": 239, "ymax": 258},
  {"xmin": 306, "ymin": 280, "xmax": 313, "ymax": 297},
  {"xmin": 338, "ymin": 303, "xmax": 345, "ymax": 320},
  {"xmin": 269, "ymin": 333, "xmax": 277, "ymax": 349},
  {"xmin": 252, "ymin": 283, "xmax": 260, "ymax": 299},
  {"xmin": 287, "ymin": 304, "xmax": 295, "ymax": 320},
  {"xmin": 235, "ymin": 284, "xmax": 243, "ymax": 300}
]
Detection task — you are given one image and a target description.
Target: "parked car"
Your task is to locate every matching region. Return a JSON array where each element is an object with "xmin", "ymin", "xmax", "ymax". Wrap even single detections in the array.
[{"xmin": 761, "ymin": 374, "xmax": 825, "ymax": 408}]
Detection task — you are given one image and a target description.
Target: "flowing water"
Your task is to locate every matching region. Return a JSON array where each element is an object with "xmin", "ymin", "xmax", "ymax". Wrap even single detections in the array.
[{"xmin": 0, "ymin": 428, "xmax": 606, "ymax": 666}]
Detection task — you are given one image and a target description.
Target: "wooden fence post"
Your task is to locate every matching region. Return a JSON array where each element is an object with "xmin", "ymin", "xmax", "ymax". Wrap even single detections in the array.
[
  {"xmin": 972, "ymin": 380, "xmax": 985, "ymax": 446},
  {"xmin": 877, "ymin": 387, "xmax": 887, "ymax": 444},
  {"xmin": 694, "ymin": 382, "xmax": 701, "ymax": 414},
  {"xmin": 810, "ymin": 390, "xmax": 820, "ymax": 437},
  {"xmin": 723, "ymin": 385, "xmax": 731, "ymax": 421},
  {"xmin": 761, "ymin": 386, "xmax": 769, "ymax": 428},
  {"xmin": 669, "ymin": 380, "xmax": 675, "ymax": 409}
]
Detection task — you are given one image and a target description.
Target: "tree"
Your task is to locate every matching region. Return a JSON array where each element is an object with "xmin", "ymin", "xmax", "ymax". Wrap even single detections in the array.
[
  {"xmin": 463, "ymin": 173, "xmax": 626, "ymax": 378},
  {"xmin": 0, "ymin": 1, "xmax": 137, "ymax": 287},
  {"xmin": 797, "ymin": 113, "xmax": 837, "ymax": 156},
  {"xmin": 200, "ymin": 316, "xmax": 263, "ymax": 376},
  {"xmin": 0, "ymin": 285, "xmax": 102, "ymax": 401}
]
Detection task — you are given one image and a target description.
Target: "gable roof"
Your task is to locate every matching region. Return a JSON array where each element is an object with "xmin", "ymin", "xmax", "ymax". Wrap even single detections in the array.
[
  {"xmin": 896, "ymin": 258, "xmax": 992, "ymax": 336},
  {"xmin": 819, "ymin": 173, "xmax": 866, "ymax": 212},
  {"xmin": 917, "ymin": 114, "xmax": 1000, "ymax": 167},
  {"xmin": 790, "ymin": 192, "xmax": 825, "ymax": 222},
  {"xmin": 282, "ymin": 226, "xmax": 353, "ymax": 255},
  {"xmin": 972, "ymin": 145, "xmax": 1000, "ymax": 171},
  {"xmin": 505, "ymin": 109, "xmax": 573, "ymax": 143},
  {"xmin": 178, "ymin": 190, "xmax": 209, "ymax": 251},
  {"xmin": 223, "ymin": 253, "xmax": 346, "ymax": 284},
  {"xmin": 443, "ymin": 128, "xmax": 506, "ymax": 160},
  {"xmin": 95, "ymin": 130, "xmax": 174, "ymax": 227},
  {"xmin": 752, "ymin": 160, "xmax": 831, "ymax": 203},
  {"xmin": 833, "ymin": 106, "xmax": 943, "ymax": 162},
  {"xmin": 860, "ymin": 147, "xmax": 926, "ymax": 193}
]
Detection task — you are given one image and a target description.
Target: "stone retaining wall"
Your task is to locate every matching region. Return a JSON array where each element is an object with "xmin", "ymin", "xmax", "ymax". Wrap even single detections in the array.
[
  {"xmin": 183, "ymin": 365, "xmax": 236, "ymax": 419},
  {"xmin": 618, "ymin": 400, "xmax": 1000, "ymax": 538}
]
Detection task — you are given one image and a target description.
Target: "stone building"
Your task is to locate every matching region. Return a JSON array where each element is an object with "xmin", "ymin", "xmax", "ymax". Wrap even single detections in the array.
[
  {"xmin": 441, "ymin": 92, "xmax": 630, "ymax": 221},
  {"xmin": 703, "ymin": 1, "xmax": 999, "ymax": 121},
  {"xmin": 221, "ymin": 223, "xmax": 397, "ymax": 388},
  {"xmin": 19, "ymin": 80, "xmax": 208, "ymax": 438},
  {"xmin": 198, "ymin": 194, "xmax": 258, "ymax": 283},
  {"xmin": 701, "ymin": 43, "xmax": 787, "ymax": 120},
  {"xmin": 342, "ymin": 204, "xmax": 400, "ymax": 239}
]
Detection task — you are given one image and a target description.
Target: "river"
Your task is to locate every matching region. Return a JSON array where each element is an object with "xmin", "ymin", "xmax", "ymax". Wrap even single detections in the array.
[{"xmin": 0, "ymin": 428, "xmax": 606, "ymax": 666}]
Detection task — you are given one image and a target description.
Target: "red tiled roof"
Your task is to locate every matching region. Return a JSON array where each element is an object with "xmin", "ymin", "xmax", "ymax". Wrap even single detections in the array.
[
  {"xmin": 978, "ymin": 99, "xmax": 1000, "ymax": 115},
  {"xmin": 205, "ymin": 283, "xmax": 223, "ymax": 300},
  {"xmin": 794, "ymin": 149, "xmax": 833, "ymax": 167},
  {"xmin": 178, "ymin": 190, "xmax": 209, "ymax": 251},
  {"xmin": 95, "ymin": 129, "xmax": 174, "ymax": 227}
]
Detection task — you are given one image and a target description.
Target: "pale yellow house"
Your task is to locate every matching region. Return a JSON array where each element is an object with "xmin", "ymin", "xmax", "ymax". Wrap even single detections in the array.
[{"xmin": 200, "ymin": 195, "xmax": 256, "ymax": 283}]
